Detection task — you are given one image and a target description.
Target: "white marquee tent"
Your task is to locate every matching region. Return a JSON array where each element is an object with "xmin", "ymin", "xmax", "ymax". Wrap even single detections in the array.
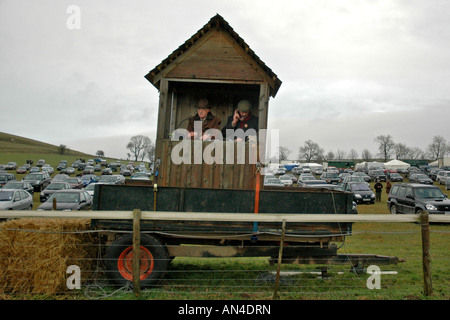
[{"xmin": 384, "ymin": 159, "xmax": 410, "ymax": 171}]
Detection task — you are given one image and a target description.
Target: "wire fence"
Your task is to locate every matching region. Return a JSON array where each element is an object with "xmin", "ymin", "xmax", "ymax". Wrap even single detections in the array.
[{"xmin": 0, "ymin": 212, "xmax": 449, "ymax": 300}]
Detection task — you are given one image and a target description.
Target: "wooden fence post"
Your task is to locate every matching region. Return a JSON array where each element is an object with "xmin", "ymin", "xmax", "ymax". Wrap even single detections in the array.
[
  {"xmin": 273, "ymin": 220, "xmax": 286, "ymax": 300},
  {"xmin": 133, "ymin": 209, "xmax": 141, "ymax": 297},
  {"xmin": 420, "ymin": 211, "xmax": 432, "ymax": 296}
]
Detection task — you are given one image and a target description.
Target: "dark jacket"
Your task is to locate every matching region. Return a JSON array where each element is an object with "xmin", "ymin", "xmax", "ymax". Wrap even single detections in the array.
[
  {"xmin": 187, "ymin": 112, "xmax": 221, "ymax": 137},
  {"xmin": 222, "ymin": 113, "xmax": 258, "ymax": 141}
]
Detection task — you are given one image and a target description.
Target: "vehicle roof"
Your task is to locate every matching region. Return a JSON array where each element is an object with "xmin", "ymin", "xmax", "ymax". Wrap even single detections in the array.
[
  {"xmin": 54, "ymin": 189, "xmax": 86, "ymax": 193},
  {"xmin": 394, "ymin": 183, "xmax": 439, "ymax": 188}
]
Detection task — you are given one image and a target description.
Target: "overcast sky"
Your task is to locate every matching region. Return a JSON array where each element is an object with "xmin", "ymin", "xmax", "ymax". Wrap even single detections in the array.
[{"xmin": 1, "ymin": 0, "xmax": 449, "ymax": 160}]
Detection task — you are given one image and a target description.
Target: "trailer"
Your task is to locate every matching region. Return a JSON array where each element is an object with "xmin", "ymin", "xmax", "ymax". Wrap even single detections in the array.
[{"xmin": 90, "ymin": 15, "xmax": 400, "ymax": 288}]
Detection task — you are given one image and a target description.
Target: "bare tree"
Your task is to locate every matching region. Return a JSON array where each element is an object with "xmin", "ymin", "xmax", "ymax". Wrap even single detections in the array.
[
  {"xmin": 145, "ymin": 139, "xmax": 156, "ymax": 162},
  {"xmin": 375, "ymin": 134, "xmax": 395, "ymax": 162},
  {"xmin": 348, "ymin": 149, "xmax": 358, "ymax": 161},
  {"xmin": 325, "ymin": 151, "xmax": 335, "ymax": 161},
  {"xmin": 361, "ymin": 149, "xmax": 373, "ymax": 161},
  {"xmin": 278, "ymin": 146, "xmax": 292, "ymax": 161},
  {"xmin": 298, "ymin": 140, "xmax": 324, "ymax": 162},
  {"xmin": 58, "ymin": 144, "xmax": 67, "ymax": 155},
  {"xmin": 335, "ymin": 149, "xmax": 347, "ymax": 160},
  {"xmin": 127, "ymin": 135, "xmax": 151, "ymax": 161},
  {"xmin": 427, "ymin": 135, "xmax": 448, "ymax": 160}
]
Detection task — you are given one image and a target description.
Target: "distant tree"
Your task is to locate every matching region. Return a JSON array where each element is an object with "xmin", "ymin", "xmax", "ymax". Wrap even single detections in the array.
[
  {"xmin": 375, "ymin": 134, "xmax": 395, "ymax": 162},
  {"xmin": 325, "ymin": 151, "xmax": 335, "ymax": 161},
  {"xmin": 58, "ymin": 144, "xmax": 67, "ymax": 155},
  {"xmin": 335, "ymin": 149, "xmax": 347, "ymax": 160},
  {"xmin": 96, "ymin": 150, "xmax": 105, "ymax": 158},
  {"xmin": 127, "ymin": 135, "xmax": 151, "ymax": 161},
  {"xmin": 348, "ymin": 149, "xmax": 359, "ymax": 161},
  {"xmin": 278, "ymin": 146, "xmax": 292, "ymax": 161},
  {"xmin": 427, "ymin": 135, "xmax": 448, "ymax": 160},
  {"xmin": 298, "ymin": 140, "xmax": 324, "ymax": 162},
  {"xmin": 361, "ymin": 149, "xmax": 373, "ymax": 161},
  {"xmin": 144, "ymin": 139, "xmax": 156, "ymax": 162}
]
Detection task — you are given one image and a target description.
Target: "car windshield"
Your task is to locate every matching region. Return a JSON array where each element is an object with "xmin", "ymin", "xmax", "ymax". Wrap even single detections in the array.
[
  {"xmin": 0, "ymin": 174, "xmax": 10, "ymax": 180},
  {"xmin": 326, "ymin": 173, "xmax": 338, "ymax": 178},
  {"xmin": 46, "ymin": 183, "xmax": 67, "ymax": 190},
  {"xmin": 414, "ymin": 188, "xmax": 445, "ymax": 199},
  {"xmin": 99, "ymin": 176, "xmax": 115, "ymax": 182},
  {"xmin": 0, "ymin": 191, "xmax": 13, "ymax": 201},
  {"xmin": 416, "ymin": 174, "xmax": 428, "ymax": 179},
  {"xmin": 49, "ymin": 192, "xmax": 80, "ymax": 203},
  {"xmin": 24, "ymin": 174, "xmax": 44, "ymax": 180},
  {"xmin": 4, "ymin": 182, "xmax": 21, "ymax": 188},
  {"xmin": 350, "ymin": 183, "xmax": 371, "ymax": 191}
]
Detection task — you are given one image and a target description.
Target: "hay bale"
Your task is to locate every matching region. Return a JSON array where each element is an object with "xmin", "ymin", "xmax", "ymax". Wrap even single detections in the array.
[{"xmin": 0, "ymin": 218, "xmax": 97, "ymax": 296}]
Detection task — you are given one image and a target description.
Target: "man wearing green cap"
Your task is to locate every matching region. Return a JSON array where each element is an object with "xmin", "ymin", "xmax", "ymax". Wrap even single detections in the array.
[{"xmin": 222, "ymin": 100, "xmax": 258, "ymax": 141}]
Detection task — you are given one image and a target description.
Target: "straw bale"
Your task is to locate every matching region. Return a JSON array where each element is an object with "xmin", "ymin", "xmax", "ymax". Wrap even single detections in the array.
[{"xmin": 0, "ymin": 218, "xmax": 98, "ymax": 296}]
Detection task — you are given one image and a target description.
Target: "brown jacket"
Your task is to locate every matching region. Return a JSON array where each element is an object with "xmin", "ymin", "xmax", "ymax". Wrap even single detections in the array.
[{"xmin": 187, "ymin": 112, "xmax": 221, "ymax": 137}]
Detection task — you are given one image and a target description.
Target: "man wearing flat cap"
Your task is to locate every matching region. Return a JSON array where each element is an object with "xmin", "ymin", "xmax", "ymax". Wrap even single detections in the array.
[
  {"xmin": 222, "ymin": 100, "xmax": 258, "ymax": 141},
  {"xmin": 187, "ymin": 99, "xmax": 221, "ymax": 140}
]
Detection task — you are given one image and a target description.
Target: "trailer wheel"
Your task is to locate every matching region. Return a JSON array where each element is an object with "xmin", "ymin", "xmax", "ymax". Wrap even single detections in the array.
[{"xmin": 105, "ymin": 234, "xmax": 168, "ymax": 288}]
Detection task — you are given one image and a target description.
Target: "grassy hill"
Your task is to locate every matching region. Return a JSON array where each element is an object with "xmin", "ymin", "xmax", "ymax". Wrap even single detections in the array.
[
  {"xmin": 0, "ymin": 132, "xmax": 99, "ymax": 168},
  {"xmin": 0, "ymin": 132, "xmax": 92, "ymax": 156}
]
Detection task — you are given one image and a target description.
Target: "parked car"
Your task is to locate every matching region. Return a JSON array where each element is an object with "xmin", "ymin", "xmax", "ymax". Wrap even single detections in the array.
[
  {"xmin": 352, "ymin": 172, "xmax": 371, "ymax": 182},
  {"xmin": 446, "ymin": 178, "xmax": 450, "ymax": 191},
  {"xmin": 22, "ymin": 172, "xmax": 51, "ymax": 191},
  {"xmin": 16, "ymin": 166, "xmax": 27, "ymax": 174},
  {"xmin": 0, "ymin": 172, "xmax": 16, "ymax": 187},
  {"xmin": 36, "ymin": 159, "xmax": 46, "ymax": 167},
  {"xmin": 298, "ymin": 174, "xmax": 316, "ymax": 184},
  {"xmin": 2, "ymin": 181, "xmax": 34, "ymax": 194},
  {"xmin": 320, "ymin": 172, "xmax": 341, "ymax": 184},
  {"xmin": 368, "ymin": 170, "xmax": 387, "ymax": 182},
  {"xmin": 37, "ymin": 189, "xmax": 93, "ymax": 211},
  {"xmin": 131, "ymin": 172, "xmax": 150, "ymax": 180},
  {"xmin": 387, "ymin": 183, "xmax": 450, "ymax": 214},
  {"xmin": 388, "ymin": 172, "xmax": 403, "ymax": 182},
  {"xmin": 342, "ymin": 175, "xmax": 368, "ymax": 185},
  {"xmin": 40, "ymin": 181, "xmax": 72, "ymax": 202},
  {"xmin": 343, "ymin": 182, "xmax": 375, "ymax": 204},
  {"xmin": 65, "ymin": 177, "xmax": 83, "ymax": 189},
  {"xmin": 65, "ymin": 167, "xmax": 76, "ymax": 175},
  {"xmin": 0, "ymin": 189, "xmax": 33, "ymax": 210},
  {"xmin": 409, "ymin": 173, "xmax": 433, "ymax": 185},
  {"xmin": 53, "ymin": 174, "xmax": 69, "ymax": 182},
  {"xmin": 291, "ymin": 167, "xmax": 303, "ymax": 175},
  {"xmin": 42, "ymin": 166, "xmax": 55, "ymax": 175},
  {"xmin": 102, "ymin": 168, "xmax": 113, "ymax": 175},
  {"xmin": 279, "ymin": 175, "xmax": 293, "ymax": 186},
  {"xmin": 83, "ymin": 166, "xmax": 95, "ymax": 175},
  {"xmin": 264, "ymin": 178, "xmax": 284, "ymax": 187},
  {"xmin": 81, "ymin": 174, "xmax": 98, "ymax": 186},
  {"xmin": 84, "ymin": 182, "xmax": 97, "ymax": 197},
  {"xmin": 436, "ymin": 171, "xmax": 450, "ymax": 185},
  {"xmin": 5, "ymin": 162, "xmax": 17, "ymax": 170},
  {"xmin": 298, "ymin": 180, "xmax": 328, "ymax": 188},
  {"xmin": 428, "ymin": 168, "xmax": 442, "ymax": 181},
  {"xmin": 57, "ymin": 160, "xmax": 68, "ymax": 171}
]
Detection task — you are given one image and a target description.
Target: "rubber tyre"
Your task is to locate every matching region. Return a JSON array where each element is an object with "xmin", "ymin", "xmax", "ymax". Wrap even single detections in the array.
[
  {"xmin": 105, "ymin": 234, "xmax": 168, "ymax": 288},
  {"xmin": 390, "ymin": 204, "xmax": 397, "ymax": 215}
]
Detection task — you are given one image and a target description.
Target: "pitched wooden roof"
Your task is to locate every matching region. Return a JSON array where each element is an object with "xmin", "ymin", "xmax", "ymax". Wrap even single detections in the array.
[{"xmin": 145, "ymin": 14, "xmax": 282, "ymax": 97}]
